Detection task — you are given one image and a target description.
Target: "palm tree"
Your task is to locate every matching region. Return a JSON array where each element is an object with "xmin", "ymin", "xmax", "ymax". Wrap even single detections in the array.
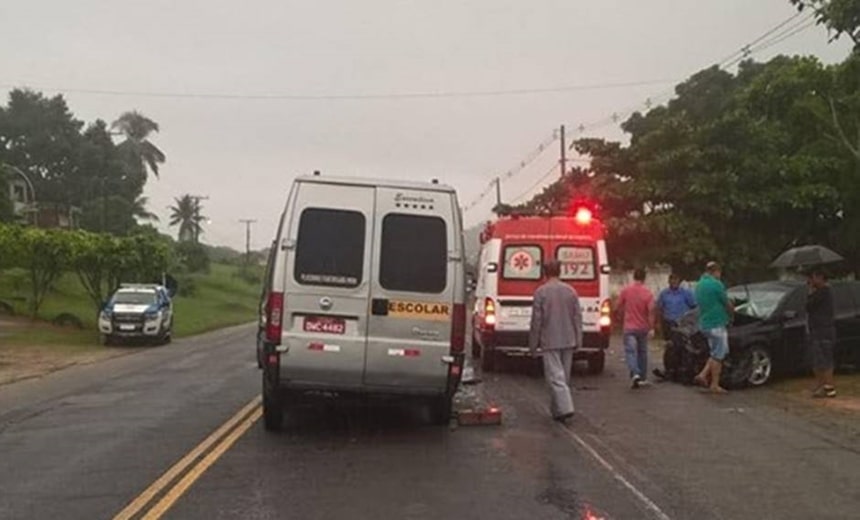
[
  {"xmin": 112, "ymin": 111, "xmax": 166, "ymax": 183},
  {"xmin": 169, "ymin": 194, "xmax": 204, "ymax": 242},
  {"xmin": 132, "ymin": 196, "xmax": 159, "ymax": 223}
]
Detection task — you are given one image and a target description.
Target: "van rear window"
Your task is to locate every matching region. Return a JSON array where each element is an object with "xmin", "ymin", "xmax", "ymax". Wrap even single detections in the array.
[
  {"xmin": 295, "ymin": 208, "xmax": 365, "ymax": 288},
  {"xmin": 503, "ymin": 245, "xmax": 542, "ymax": 280},
  {"xmin": 380, "ymin": 214, "xmax": 447, "ymax": 293},
  {"xmin": 557, "ymin": 245, "xmax": 596, "ymax": 281}
]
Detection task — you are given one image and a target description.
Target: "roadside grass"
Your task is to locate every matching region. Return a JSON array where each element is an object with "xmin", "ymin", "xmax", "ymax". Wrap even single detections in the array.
[
  {"xmin": 172, "ymin": 263, "xmax": 260, "ymax": 337},
  {"xmin": 0, "ymin": 263, "xmax": 260, "ymax": 346}
]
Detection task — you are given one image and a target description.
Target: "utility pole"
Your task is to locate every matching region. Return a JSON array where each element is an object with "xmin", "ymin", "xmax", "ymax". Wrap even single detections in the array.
[
  {"xmin": 494, "ymin": 178, "xmax": 502, "ymax": 210},
  {"xmin": 559, "ymin": 124, "xmax": 566, "ymax": 178},
  {"xmin": 189, "ymin": 195, "xmax": 209, "ymax": 243},
  {"xmin": 238, "ymin": 218, "xmax": 257, "ymax": 268}
]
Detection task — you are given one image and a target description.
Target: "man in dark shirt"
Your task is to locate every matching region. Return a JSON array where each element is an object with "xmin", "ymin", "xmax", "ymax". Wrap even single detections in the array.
[{"xmin": 806, "ymin": 269, "xmax": 836, "ymax": 398}]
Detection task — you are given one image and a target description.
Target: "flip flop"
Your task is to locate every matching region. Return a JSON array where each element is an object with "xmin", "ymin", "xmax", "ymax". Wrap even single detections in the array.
[{"xmin": 694, "ymin": 375, "xmax": 708, "ymax": 388}]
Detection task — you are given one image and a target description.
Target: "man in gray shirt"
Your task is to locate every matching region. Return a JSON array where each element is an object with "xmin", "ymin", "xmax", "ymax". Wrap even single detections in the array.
[{"xmin": 529, "ymin": 260, "xmax": 583, "ymax": 424}]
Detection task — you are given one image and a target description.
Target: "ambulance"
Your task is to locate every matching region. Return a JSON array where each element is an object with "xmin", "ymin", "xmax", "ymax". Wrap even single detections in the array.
[{"xmin": 471, "ymin": 205, "xmax": 611, "ymax": 373}]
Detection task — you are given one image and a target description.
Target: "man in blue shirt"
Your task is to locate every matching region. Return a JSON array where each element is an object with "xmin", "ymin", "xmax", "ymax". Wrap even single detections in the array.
[{"xmin": 656, "ymin": 274, "xmax": 696, "ymax": 337}]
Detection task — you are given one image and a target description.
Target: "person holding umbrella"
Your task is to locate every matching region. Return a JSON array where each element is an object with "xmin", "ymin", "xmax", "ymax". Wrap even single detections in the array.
[
  {"xmin": 770, "ymin": 244, "xmax": 843, "ymax": 398},
  {"xmin": 806, "ymin": 268, "xmax": 837, "ymax": 398}
]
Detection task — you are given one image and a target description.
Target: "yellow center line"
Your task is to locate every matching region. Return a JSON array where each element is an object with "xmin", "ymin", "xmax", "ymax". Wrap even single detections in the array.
[
  {"xmin": 142, "ymin": 407, "xmax": 263, "ymax": 520},
  {"xmin": 112, "ymin": 396, "xmax": 262, "ymax": 520}
]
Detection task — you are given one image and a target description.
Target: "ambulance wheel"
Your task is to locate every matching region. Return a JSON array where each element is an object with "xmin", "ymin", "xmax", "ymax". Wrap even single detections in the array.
[
  {"xmin": 262, "ymin": 375, "xmax": 283, "ymax": 432},
  {"xmin": 481, "ymin": 346, "xmax": 497, "ymax": 372},
  {"xmin": 587, "ymin": 352, "xmax": 605, "ymax": 375}
]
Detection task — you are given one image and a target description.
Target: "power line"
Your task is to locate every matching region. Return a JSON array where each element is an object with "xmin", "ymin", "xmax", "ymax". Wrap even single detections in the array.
[
  {"xmin": 712, "ymin": 10, "xmax": 806, "ymax": 68},
  {"xmin": 566, "ymin": 11, "xmax": 819, "ymax": 143},
  {"xmin": 0, "ymin": 78, "xmax": 675, "ymax": 102},
  {"xmin": 511, "ymin": 163, "xmax": 561, "ymax": 205},
  {"xmin": 462, "ymin": 131, "xmax": 558, "ymax": 213}
]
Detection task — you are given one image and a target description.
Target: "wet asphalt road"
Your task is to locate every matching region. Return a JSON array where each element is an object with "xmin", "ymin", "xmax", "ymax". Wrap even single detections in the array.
[{"xmin": 1, "ymin": 325, "xmax": 860, "ymax": 519}]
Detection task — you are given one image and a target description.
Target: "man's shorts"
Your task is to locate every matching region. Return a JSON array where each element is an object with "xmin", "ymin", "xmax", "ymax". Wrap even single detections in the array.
[
  {"xmin": 702, "ymin": 327, "xmax": 729, "ymax": 361},
  {"xmin": 808, "ymin": 334, "xmax": 835, "ymax": 371}
]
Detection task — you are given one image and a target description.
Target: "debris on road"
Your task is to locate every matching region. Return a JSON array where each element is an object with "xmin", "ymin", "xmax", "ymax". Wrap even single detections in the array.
[{"xmin": 456, "ymin": 406, "xmax": 503, "ymax": 426}]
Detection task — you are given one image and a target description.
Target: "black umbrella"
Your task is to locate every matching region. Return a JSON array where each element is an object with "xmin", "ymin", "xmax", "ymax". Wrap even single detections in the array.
[{"xmin": 769, "ymin": 245, "xmax": 844, "ymax": 268}]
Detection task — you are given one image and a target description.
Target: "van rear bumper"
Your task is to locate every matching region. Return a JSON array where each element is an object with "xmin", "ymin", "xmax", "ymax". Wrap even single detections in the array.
[{"xmin": 275, "ymin": 379, "xmax": 449, "ymax": 398}]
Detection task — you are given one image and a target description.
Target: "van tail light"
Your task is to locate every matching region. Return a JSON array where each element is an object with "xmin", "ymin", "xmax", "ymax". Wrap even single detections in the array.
[
  {"xmin": 266, "ymin": 292, "xmax": 284, "ymax": 344},
  {"xmin": 599, "ymin": 299, "xmax": 611, "ymax": 328},
  {"xmin": 484, "ymin": 298, "xmax": 497, "ymax": 327},
  {"xmin": 451, "ymin": 303, "xmax": 466, "ymax": 354}
]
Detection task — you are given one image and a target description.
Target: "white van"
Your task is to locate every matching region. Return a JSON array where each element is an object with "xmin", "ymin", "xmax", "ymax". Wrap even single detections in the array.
[{"xmin": 260, "ymin": 174, "xmax": 467, "ymax": 430}]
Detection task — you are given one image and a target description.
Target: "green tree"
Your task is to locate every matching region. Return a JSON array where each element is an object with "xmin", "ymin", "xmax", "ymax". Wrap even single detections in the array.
[
  {"xmin": 169, "ymin": 194, "xmax": 204, "ymax": 242},
  {"xmin": 18, "ymin": 227, "xmax": 71, "ymax": 317},
  {"xmin": 0, "ymin": 223, "xmax": 23, "ymax": 269},
  {"xmin": 69, "ymin": 231, "xmax": 122, "ymax": 312},
  {"xmin": 520, "ymin": 56, "xmax": 854, "ymax": 280},
  {"xmin": 175, "ymin": 240, "xmax": 211, "ymax": 273},
  {"xmin": 132, "ymin": 196, "xmax": 160, "ymax": 223},
  {"xmin": 0, "ymin": 90, "xmax": 83, "ymax": 209},
  {"xmin": 111, "ymin": 111, "xmax": 166, "ymax": 191},
  {"xmin": 0, "ymin": 169, "xmax": 13, "ymax": 223},
  {"xmin": 791, "ymin": 0, "xmax": 860, "ymax": 50}
]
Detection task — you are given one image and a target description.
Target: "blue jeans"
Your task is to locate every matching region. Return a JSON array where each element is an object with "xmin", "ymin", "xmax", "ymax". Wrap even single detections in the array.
[{"xmin": 624, "ymin": 331, "xmax": 649, "ymax": 379}]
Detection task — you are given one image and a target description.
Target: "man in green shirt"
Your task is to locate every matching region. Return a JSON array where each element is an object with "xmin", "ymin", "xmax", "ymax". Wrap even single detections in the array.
[{"xmin": 694, "ymin": 262, "xmax": 733, "ymax": 393}]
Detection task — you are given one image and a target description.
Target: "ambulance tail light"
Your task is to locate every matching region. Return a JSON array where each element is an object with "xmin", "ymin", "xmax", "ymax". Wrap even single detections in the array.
[
  {"xmin": 265, "ymin": 292, "xmax": 284, "ymax": 344},
  {"xmin": 451, "ymin": 303, "xmax": 466, "ymax": 354},
  {"xmin": 599, "ymin": 299, "xmax": 611, "ymax": 328},
  {"xmin": 484, "ymin": 298, "xmax": 497, "ymax": 327}
]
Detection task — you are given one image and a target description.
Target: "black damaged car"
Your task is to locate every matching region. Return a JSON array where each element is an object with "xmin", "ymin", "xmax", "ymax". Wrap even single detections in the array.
[{"xmin": 661, "ymin": 280, "xmax": 860, "ymax": 388}]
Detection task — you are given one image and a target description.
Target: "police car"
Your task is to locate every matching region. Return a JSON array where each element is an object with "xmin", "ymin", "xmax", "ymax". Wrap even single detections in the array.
[{"xmin": 98, "ymin": 284, "xmax": 174, "ymax": 345}]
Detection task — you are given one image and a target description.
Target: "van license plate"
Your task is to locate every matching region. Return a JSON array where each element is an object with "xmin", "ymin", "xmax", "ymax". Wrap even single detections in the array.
[{"xmin": 303, "ymin": 316, "xmax": 346, "ymax": 335}]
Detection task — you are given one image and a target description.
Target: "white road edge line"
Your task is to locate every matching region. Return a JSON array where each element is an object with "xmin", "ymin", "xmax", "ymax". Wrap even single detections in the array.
[{"xmin": 517, "ymin": 386, "xmax": 672, "ymax": 520}]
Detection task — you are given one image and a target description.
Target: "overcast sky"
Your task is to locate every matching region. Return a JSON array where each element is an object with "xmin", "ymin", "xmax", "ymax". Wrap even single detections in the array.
[{"xmin": 0, "ymin": 0, "xmax": 852, "ymax": 250}]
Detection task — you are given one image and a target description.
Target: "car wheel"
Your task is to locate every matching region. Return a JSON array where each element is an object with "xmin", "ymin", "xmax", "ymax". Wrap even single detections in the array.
[
  {"xmin": 746, "ymin": 345, "xmax": 773, "ymax": 387},
  {"xmin": 100, "ymin": 334, "xmax": 113, "ymax": 346},
  {"xmin": 587, "ymin": 352, "xmax": 605, "ymax": 375},
  {"xmin": 262, "ymin": 374, "xmax": 284, "ymax": 432},
  {"xmin": 481, "ymin": 345, "xmax": 496, "ymax": 372}
]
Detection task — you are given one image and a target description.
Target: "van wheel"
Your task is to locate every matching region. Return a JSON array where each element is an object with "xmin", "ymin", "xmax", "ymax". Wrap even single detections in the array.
[
  {"xmin": 431, "ymin": 395, "xmax": 453, "ymax": 426},
  {"xmin": 587, "ymin": 352, "xmax": 605, "ymax": 375},
  {"xmin": 481, "ymin": 346, "xmax": 497, "ymax": 372},
  {"xmin": 262, "ymin": 375, "xmax": 284, "ymax": 432}
]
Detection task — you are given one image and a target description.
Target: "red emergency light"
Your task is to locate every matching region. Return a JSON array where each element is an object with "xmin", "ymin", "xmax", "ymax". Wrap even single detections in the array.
[{"xmin": 569, "ymin": 197, "xmax": 599, "ymax": 226}]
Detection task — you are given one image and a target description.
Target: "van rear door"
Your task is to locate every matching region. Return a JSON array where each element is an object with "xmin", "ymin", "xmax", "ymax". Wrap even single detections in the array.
[
  {"xmin": 281, "ymin": 182, "xmax": 373, "ymax": 389},
  {"xmin": 364, "ymin": 187, "xmax": 456, "ymax": 392}
]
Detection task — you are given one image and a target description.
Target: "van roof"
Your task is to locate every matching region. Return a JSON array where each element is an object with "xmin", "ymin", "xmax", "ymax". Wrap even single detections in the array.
[{"xmin": 296, "ymin": 175, "xmax": 456, "ymax": 193}]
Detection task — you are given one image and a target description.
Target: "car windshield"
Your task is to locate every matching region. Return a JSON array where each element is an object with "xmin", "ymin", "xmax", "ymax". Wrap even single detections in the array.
[
  {"xmin": 113, "ymin": 292, "xmax": 157, "ymax": 305},
  {"xmin": 727, "ymin": 285, "xmax": 792, "ymax": 319}
]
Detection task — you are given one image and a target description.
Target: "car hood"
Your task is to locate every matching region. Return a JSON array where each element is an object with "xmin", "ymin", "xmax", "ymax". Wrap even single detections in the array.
[{"xmin": 674, "ymin": 309, "xmax": 765, "ymax": 338}]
